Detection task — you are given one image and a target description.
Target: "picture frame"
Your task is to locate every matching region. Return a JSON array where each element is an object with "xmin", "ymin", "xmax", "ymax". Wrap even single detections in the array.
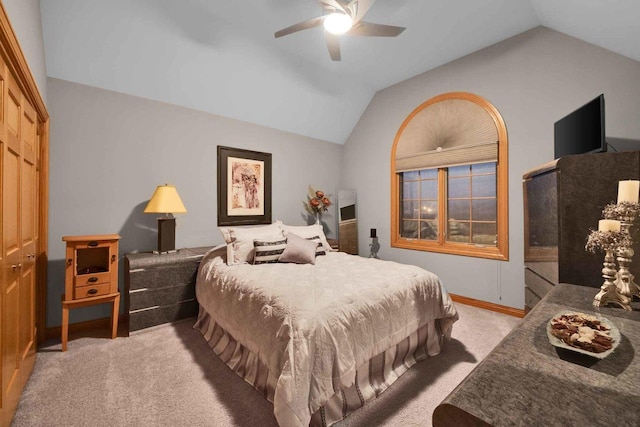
[{"xmin": 217, "ymin": 145, "xmax": 272, "ymax": 226}]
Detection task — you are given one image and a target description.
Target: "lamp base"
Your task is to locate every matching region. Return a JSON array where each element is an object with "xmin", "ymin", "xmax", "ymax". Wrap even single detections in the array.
[{"xmin": 157, "ymin": 217, "xmax": 176, "ymax": 253}]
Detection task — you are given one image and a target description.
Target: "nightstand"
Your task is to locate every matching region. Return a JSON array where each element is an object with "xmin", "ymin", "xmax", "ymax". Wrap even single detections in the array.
[
  {"xmin": 61, "ymin": 234, "xmax": 121, "ymax": 351},
  {"xmin": 125, "ymin": 247, "xmax": 213, "ymax": 333}
]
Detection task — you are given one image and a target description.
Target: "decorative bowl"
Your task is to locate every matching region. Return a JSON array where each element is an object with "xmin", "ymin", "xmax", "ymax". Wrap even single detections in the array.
[{"xmin": 546, "ymin": 311, "xmax": 620, "ymax": 359}]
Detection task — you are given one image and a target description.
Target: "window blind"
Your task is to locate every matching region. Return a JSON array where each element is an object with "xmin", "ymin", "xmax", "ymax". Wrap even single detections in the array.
[{"xmin": 395, "ymin": 99, "xmax": 498, "ymax": 172}]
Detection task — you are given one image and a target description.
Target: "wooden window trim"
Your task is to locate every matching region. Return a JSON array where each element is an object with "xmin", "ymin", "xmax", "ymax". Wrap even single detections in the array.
[{"xmin": 390, "ymin": 92, "xmax": 509, "ymax": 261}]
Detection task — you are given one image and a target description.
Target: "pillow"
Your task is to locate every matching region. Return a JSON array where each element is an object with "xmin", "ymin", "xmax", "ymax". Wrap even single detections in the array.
[
  {"xmin": 253, "ymin": 238, "xmax": 287, "ymax": 264},
  {"xmin": 306, "ymin": 236, "xmax": 326, "ymax": 256},
  {"xmin": 280, "ymin": 223, "xmax": 333, "ymax": 252},
  {"xmin": 219, "ymin": 221, "xmax": 283, "ymax": 265},
  {"xmin": 278, "ymin": 233, "xmax": 318, "ymax": 265}
]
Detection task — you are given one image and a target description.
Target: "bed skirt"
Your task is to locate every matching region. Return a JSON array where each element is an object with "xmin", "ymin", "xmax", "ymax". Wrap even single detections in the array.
[{"xmin": 194, "ymin": 306, "xmax": 445, "ymax": 426}]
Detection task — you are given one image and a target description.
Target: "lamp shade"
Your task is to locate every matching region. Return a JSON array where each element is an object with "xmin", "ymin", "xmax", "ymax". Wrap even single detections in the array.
[{"xmin": 144, "ymin": 184, "xmax": 187, "ymax": 214}]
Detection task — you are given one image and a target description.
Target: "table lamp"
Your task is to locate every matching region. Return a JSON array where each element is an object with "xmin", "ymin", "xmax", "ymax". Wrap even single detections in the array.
[{"xmin": 144, "ymin": 184, "xmax": 187, "ymax": 253}]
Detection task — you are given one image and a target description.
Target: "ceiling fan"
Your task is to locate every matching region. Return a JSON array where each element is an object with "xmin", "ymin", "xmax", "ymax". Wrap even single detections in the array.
[{"xmin": 274, "ymin": 0, "xmax": 405, "ymax": 61}]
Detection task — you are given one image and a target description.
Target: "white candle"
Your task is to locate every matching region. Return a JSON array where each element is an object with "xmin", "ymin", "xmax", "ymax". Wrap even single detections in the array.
[
  {"xmin": 599, "ymin": 219, "xmax": 621, "ymax": 232},
  {"xmin": 617, "ymin": 180, "xmax": 640, "ymax": 203}
]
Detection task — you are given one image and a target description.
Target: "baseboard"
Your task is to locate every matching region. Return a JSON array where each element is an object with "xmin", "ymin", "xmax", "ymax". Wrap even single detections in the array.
[
  {"xmin": 44, "ymin": 314, "xmax": 129, "ymax": 341},
  {"xmin": 450, "ymin": 293, "xmax": 525, "ymax": 318}
]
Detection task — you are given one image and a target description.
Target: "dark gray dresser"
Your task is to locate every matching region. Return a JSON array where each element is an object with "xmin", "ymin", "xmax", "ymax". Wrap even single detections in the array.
[
  {"xmin": 124, "ymin": 246, "xmax": 213, "ymax": 333},
  {"xmin": 523, "ymin": 151, "xmax": 640, "ymax": 312},
  {"xmin": 433, "ymin": 283, "xmax": 640, "ymax": 427}
]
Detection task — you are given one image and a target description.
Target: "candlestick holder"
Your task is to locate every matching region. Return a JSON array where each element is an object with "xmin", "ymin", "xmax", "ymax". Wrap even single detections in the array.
[
  {"xmin": 614, "ymin": 221, "xmax": 640, "ymax": 300},
  {"xmin": 602, "ymin": 202, "xmax": 640, "ymax": 300},
  {"xmin": 586, "ymin": 229, "xmax": 632, "ymax": 310},
  {"xmin": 593, "ymin": 248, "xmax": 631, "ymax": 310}
]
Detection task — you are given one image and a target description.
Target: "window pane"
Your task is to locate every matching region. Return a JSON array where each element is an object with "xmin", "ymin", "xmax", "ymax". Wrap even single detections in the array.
[
  {"xmin": 448, "ymin": 176, "xmax": 470, "ymax": 198},
  {"xmin": 472, "ymin": 223, "xmax": 497, "ymax": 245},
  {"xmin": 420, "ymin": 220, "xmax": 438, "ymax": 240},
  {"xmin": 472, "ymin": 175, "xmax": 496, "ymax": 197},
  {"xmin": 401, "ymin": 220, "xmax": 418, "ymax": 238},
  {"xmin": 420, "ymin": 201, "xmax": 437, "ymax": 219},
  {"xmin": 448, "ymin": 220, "xmax": 470, "ymax": 242},
  {"xmin": 402, "ymin": 201, "xmax": 419, "ymax": 219},
  {"xmin": 472, "ymin": 162, "xmax": 496, "ymax": 175},
  {"xmin": 472, "ymin": 199, "xmax": 496, "ymax": 221},
  {"xmin": 420, "ymin": 169, "xmax": 437, "ymax": 179},
  {"xmin": 403, "ymin": 171, "xmax": 420, "ymax": 181},
  {"xmin": 449, "ymin": 165, "xmax": 470, "ymax": 177},
  {"xmin": 403, "ymin": 181, "xmax": 419, "ymax": 200},
  {"xmin": 448, "ymin": 199, "xmax": 470, "ymax": 221},
  {"xmin": 420, "ymin": 180, "xmax": 438, "ymax": 200}
]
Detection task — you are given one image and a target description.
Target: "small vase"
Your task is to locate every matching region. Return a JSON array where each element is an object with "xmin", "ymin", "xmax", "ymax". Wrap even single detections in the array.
[{"xmin": 315, "ymin": 212, "xmax": 321, "ymax": 225}]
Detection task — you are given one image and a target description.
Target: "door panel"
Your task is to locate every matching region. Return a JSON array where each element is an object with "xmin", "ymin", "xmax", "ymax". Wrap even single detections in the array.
[
  {"xmin": 2, "ymin": 116, "xmax": 21, "ymax": 426},
  {"xmin": 19, "ymin": 99, "xmax": 37, "ymax": 377}
]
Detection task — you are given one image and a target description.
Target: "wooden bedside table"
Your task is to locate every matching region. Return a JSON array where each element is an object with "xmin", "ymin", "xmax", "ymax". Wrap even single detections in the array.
[{"xmin": 61, "ymin": 234, "xmax": 121, "ymax": 351}]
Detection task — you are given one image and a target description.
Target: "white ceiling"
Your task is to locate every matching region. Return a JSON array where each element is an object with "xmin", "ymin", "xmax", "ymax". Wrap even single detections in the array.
[{"xmin": 39, "ymin": 0, "xmax": 640, "ymax": 144}]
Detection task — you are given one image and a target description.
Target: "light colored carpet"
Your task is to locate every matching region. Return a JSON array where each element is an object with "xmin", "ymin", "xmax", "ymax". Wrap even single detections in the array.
[{"xmin": 12, "ymin": 303, "xmax": 520, "ymax": 426}]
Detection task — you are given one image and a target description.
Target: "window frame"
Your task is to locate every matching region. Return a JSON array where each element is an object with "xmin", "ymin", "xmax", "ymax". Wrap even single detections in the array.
[{"xmin": 390, "ymin": 92, "xmax": 509, "ymax": 261}]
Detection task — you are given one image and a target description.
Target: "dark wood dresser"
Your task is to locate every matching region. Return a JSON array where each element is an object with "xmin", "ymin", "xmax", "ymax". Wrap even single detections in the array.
[
  {"xmin": 523, "ymin": 152, "xmax": 640, "ymax": 312},
  {"xmin": 124, "ymin": 246, "xmax": 213, "ymax": 333},
  {"xmin": 433, "ymin": 283, "xmax": 640, "ymax": 427}
]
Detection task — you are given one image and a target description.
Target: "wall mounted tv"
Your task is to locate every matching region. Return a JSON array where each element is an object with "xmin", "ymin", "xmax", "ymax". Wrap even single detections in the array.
[{"xmin": 554, "ymin": 94, "xmax": 606, "ymax": 159}]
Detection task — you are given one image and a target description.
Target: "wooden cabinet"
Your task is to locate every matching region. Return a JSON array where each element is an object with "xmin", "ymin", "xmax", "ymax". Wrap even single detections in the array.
[
  {"xmin": 523, "ymin": 152, "xmax": 640, "ymax": 311},
  {"xmin": 61, "ymin": 235, "xmax": 121, "ymax": 351},
  {"xmin": 338, "ymin": 219, "xmax": 358, "ymax": 254},
  {"xmin": 125, "ymin": 247, "xmax": 211, "ymax": 333}
]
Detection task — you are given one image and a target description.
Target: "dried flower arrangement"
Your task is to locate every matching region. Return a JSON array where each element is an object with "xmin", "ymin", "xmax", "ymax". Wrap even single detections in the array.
[
  {"xmin": 602, "ymin": 201, "xmax": 640, "ymax": 222},
  {"xmin": 303, "ymin": 186, "xmax": 332, "ymax": 215},
  {"xmin": 585, "ymin": 229, "xmax": 631, "ymax": 253}
]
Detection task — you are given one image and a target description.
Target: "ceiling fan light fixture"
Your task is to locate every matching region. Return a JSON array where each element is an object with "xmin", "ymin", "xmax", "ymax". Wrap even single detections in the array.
[{"xmin": 323, "ymin": 12, "xmax": 353, "ymax": 35}]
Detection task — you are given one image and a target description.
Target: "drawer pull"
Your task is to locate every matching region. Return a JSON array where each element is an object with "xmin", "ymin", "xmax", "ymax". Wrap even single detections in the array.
[
  {"xmin": 87, "ymin": 288, "xmax": 98, "ymax": 295},
  {"xmin": 88, "ymin": 241, "xmax": 98, "ymax": 247},
  {"xmin": 87, "ymin": 277, "xmax": 98, "ymax": 283}
]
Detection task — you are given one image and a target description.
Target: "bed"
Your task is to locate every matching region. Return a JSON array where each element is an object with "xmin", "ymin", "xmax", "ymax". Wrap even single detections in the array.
[{"xmin": 194, "ymin": 224, "xmax": 458, "ymax": 427}]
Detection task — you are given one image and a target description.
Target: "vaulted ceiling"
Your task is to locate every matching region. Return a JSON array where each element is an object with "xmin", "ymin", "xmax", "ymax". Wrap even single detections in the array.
[{"xmin": 40, "ymin": 0, "xmax": 640, "ymax": 144}]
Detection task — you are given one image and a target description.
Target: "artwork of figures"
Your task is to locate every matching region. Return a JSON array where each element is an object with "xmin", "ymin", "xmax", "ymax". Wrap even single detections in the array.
[
  {"xmin": 229, "ymin": 157, "xmax": 264, "ymax": 215},
  {"xmin": 217, "ymin": 146, "xmax": 272, "ymax": 226}
]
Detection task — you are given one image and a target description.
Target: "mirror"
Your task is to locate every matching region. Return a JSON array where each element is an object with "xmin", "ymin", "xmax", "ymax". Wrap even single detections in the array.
[{"xmin": 337, "ymin": 189, "xmax": 358, "ymax": 254}]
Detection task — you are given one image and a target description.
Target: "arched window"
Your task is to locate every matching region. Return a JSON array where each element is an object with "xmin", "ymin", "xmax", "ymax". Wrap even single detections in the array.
[{"xmin": 390, "ymin": 92, "xmax": 509, "ymax": 260}]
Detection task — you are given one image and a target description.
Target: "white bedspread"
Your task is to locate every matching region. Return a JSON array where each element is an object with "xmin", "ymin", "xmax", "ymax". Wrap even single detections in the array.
[{"xmin": 196, "ymin": 250, "xmax": 458, "ymax": 427}]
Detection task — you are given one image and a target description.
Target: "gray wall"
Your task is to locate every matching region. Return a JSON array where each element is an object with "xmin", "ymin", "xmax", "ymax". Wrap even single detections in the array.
[
  {"xmin": 47, "ymin": 78, "xmax": 342, "ymax": 327},
  {"xmin": 3, "ymin": 0, "xmax": 48, "ymax": 104},
  {"xmin": 343, "ymin": 26, "xmax": 640, "ymax": 309}
]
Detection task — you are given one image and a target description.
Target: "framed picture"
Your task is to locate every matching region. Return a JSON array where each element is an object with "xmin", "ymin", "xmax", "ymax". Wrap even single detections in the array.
[{"xmin": 217, "ymin": 145, "xmax": 272, "ymax": 226}]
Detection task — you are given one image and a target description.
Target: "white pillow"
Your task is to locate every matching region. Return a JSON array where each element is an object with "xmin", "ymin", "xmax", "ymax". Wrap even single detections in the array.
[
  {"xmin": 279, "ymin": 223, "xmax": 333, "ymax": 252},
  {"xmin": 278, "ymin": 233, "xmax": 317, "ymax": 265},
  {"xmin": 219, "ymin": 221, "xmax": 283, "ymax": 265}
]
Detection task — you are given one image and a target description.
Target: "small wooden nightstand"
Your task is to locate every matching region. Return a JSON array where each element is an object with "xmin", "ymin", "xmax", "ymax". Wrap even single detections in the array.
[{"xmin": 61, "ymin": 234, "xmax": 121, "ymax": 351}]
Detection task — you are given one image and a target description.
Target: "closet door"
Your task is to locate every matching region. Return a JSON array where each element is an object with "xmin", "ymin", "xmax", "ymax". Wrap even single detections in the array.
[{"xmin": 1, "ymin": 65, "xmax": 22, "ymax": 424}]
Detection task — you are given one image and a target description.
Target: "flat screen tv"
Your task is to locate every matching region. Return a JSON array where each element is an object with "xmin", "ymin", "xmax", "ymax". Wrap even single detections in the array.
[{"xmin": 554, "ymin": 94, "xmax": 606, "ymax": 159}]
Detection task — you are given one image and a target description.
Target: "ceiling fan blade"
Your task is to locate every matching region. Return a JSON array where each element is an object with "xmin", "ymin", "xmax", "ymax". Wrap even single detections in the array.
[
  {"xmin": 324, "ymin": 31, "xmax": 341, "ymax": 61},
  {"xmin": 274, "ymin": 16, "xmax": 324, "ymax": 38},
  {"xmin": 320, "ymin": 0, "xmax": 348, "ymax": 13},
  {"xmin": 348, "ymin": 21, "xmax": 405, "ymax": 37},
  {"xmin": 348, "ymin": 0, "xmax": 376, "ymax": 23}
]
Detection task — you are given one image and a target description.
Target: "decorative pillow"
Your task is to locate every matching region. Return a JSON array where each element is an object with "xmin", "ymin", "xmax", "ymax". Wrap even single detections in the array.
[
  {"xmin": 306, "ymin": 236, "xmax": 326, "ymax": 256},
  {"xmin": 280, "ymin": 223, "xmax": 333, "ymax": 252},
  {"xmin": 278, "ymin": 233, "xmax": 318, "ymax": 265},
  {"xmin": 253, "ymin": 238, "xmax": 287, "ymax": 264},
  {"xmin": 219, "ymin": 221, "xmax": 283, "ymax": 265}
]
